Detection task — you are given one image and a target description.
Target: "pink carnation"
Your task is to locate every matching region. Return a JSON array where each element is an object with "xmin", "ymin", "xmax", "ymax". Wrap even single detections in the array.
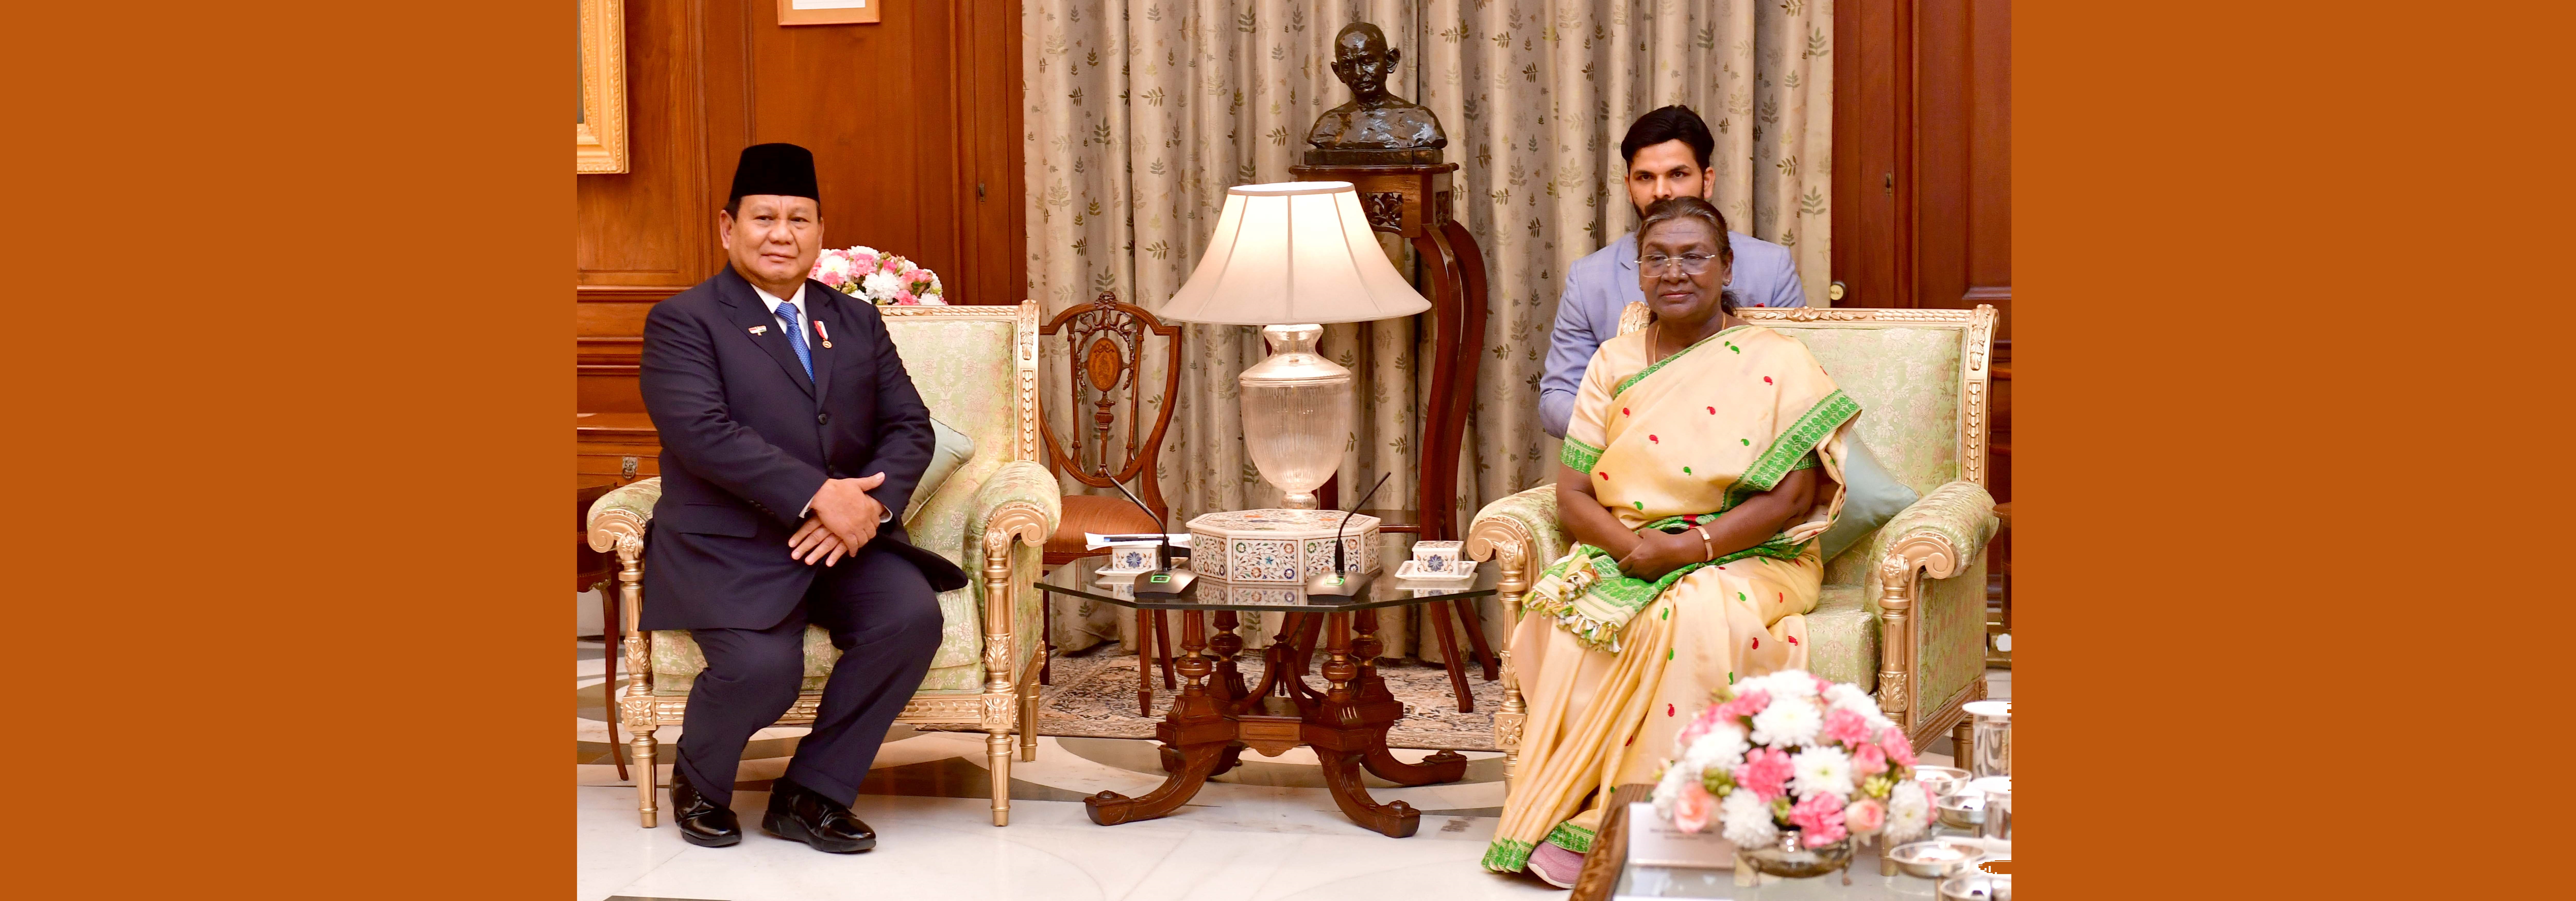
[
  {"xmin": 1814, "ymin": 675, "xmax": 1835, "ymax": 696},
  {"xmin": 816, "ymin": 268, "xmax": 846, "ymax": 288},
  {"xmin": 892, "ymin": 288, "xmax": 918, "ymax": 305},
  {"xmin": 851, "ymin": 253, "xmax": 879, "ymax": 272},
  {"xmin": 1787, "ymin": 791, "xmax": 1848, "ymax": 847},
  {"xmin": 1843, "ymin": 798, "xmax": 1886, "ymax": 835},
  {"xmin": 1712, "ymin": 689, "xmax": 1771, "ymax": 723},
  {"xmin": 1820, "ymin": 707, "xmax": 1873, "ymax": 747},
  {"xmin": 1733, "ymin": 747, "xmax": 1794, "ymax": 800},
  {"xmin": 1850, "ymin": 742, "xmax": 1888, "ymax": 778},
  {"xmin": 1877, "ymin": 726, "xmax": 1917, "ymax": 768},
  {"xmin": 1671, "ymin": 779, "xmax": 1715, "ymax": 833},
  {"xmin": 1677, "ymin": 706, "xmax": 1722, "ymax": 747}
]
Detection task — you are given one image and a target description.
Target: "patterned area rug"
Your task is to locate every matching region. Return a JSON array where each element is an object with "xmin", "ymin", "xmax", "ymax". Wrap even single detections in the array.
[{"xmin": 1028, "ymin": 651, "xmax": 1503, "ymax": 751}]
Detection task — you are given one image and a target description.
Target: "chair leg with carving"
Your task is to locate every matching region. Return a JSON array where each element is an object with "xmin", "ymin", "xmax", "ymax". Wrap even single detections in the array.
[
  {"xmin": 1019, "ymin": 678, "xmax": 1040, "ymax": 762},
  {"xmin": 631, "ymin": 727, "xmax": 658, "ymax": 828},
  {"xmin": 1952, "ymin": 721, "xmax": 1975, "ymax": 772},
  {"xmin": 600, "ymin": 583, "xmax": 626, "ymax": 781},
  {"xmin": 988, "ymin": 730, "xmax": 1013, "ymax": 826}
]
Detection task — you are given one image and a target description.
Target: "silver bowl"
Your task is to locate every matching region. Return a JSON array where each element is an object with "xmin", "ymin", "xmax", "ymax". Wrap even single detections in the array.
[
  {"xmin": 1913, "ymin": 765, "xmax": 1972, "ymax": 797},
  {"xmin": 1934, "ymin": 791, "xmax": 1986, "ymax": 830},
  {"xmin": 1939, "ymin": 873, "xmax": 2010, "ymax": 900},
  {"xmin": 1886, "ymin": 838, "xmax": 1984, "ymax": 878}
]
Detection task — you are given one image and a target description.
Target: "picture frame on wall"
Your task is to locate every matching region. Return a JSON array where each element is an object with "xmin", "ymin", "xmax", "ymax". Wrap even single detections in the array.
[
  {"xmin": 778, "ymin": 0, "xmax": 880, "ymax": 27},
  {"xmin": 575, "ymin": 0, "xmax": 628, "ymax": 174}
]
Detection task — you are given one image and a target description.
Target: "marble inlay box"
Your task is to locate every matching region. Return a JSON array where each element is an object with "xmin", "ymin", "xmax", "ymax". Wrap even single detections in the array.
[{"xmin": 1184, "ymin": 508, "xmax": 1382, "ymax": 584}]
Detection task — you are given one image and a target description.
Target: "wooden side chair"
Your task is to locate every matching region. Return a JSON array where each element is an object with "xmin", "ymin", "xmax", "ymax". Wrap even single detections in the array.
[{"xmin": 1038, "ymin": 291, "xmax": 1183, "ymax": 713}]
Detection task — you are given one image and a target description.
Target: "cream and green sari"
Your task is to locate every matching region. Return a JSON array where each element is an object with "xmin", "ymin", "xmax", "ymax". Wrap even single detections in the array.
[{"xmin": 1483, "ymin": 323, "xmax": 1859, "ymax": 873}]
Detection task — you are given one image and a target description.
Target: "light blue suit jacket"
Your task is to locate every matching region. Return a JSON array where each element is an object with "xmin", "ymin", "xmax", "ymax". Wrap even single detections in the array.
[{"xmin": 1538, "ymin": 230, "xmax": 1806, "ymax": 439}]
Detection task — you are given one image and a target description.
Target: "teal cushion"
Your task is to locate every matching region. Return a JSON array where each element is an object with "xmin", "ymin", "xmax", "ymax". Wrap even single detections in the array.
[
  {"xmin": 903, "ymin": 417, "xmax": 977, "ymax": 524},
  {"xmin": 1821, "ymin": 433, "xmax": 1918, "ymax": 561}
]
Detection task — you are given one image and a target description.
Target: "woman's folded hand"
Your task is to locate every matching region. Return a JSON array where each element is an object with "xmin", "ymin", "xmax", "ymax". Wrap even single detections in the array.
[{"xmin": 1615, "ymin": 529, "xmax": 1704, "ymax": 582}]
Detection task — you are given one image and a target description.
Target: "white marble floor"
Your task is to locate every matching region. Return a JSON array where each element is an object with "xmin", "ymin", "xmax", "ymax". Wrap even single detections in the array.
[{"xmin": 576, "ymin": 641, "xmax": 2009, "ymax": 901}]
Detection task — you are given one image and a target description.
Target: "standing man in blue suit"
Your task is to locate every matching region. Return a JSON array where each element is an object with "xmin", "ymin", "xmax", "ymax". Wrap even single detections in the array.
[{"xmin": 1539, "ymin": 105, "xmax": 1808, "ymax": 439}]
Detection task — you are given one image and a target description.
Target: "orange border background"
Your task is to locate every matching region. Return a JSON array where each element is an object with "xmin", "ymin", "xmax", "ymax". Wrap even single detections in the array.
[
  {"xmin": 6, "ymin": 0, "xmax": 2572, "ymax": 896},
  {"xmin": 5, "ymin": 0, "xmax": 557, "ymax": 895},
  {"xmin": 2021, "ymin": 1, "xmax": 2571, "ymax": 896}
]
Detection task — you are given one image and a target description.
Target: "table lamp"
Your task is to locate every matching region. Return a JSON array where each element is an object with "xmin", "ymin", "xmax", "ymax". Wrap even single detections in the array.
[{"xmin": 1157, "ymin": 181, "xmax": 1430, "ymax": 510}]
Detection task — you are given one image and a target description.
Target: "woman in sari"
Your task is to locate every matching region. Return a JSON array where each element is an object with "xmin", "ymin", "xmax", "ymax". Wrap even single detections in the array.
[{"xmin": 1486, "ymin": 196, "xmax": 1860, "ymax": 886}]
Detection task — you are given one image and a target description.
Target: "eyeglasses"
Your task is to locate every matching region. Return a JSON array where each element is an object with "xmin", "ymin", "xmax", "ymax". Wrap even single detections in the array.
[{"xmin": 1638, "ymin": 253, "xmax": 1721, "ymax": 274}]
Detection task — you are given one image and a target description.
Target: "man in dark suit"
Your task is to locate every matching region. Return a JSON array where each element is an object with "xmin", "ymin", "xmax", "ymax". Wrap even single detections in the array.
[{"xmin": 638, "ymin": 143, "xmax": 969, "ymax": 854}]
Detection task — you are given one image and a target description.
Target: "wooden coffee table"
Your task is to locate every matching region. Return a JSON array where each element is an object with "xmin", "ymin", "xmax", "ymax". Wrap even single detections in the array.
[{"xmin": 1035, "ymin": 557, "xmax": 1499, "ymax": 837}]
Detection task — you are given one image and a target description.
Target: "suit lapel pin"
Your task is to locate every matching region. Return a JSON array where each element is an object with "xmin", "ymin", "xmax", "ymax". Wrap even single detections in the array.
[
  {"xmin": 815, "ymin": 320, "xmax": 832, "ymax": 349},
  {"xmin": 748, "ymin": 325, "xmax": 769, "ymax": 335}
]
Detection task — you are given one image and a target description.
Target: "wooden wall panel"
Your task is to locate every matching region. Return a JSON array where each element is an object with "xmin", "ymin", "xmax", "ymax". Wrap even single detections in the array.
[
  {"xmin": 577, "ymin": 0, "xmax": 1025, "ymax": 427},
  {"xmin": 1833, "ymin": 0, "xmax": 2010, "ymax": 324},
  {"xmin": 577, "ymin": 0, "xmax": 712, "ymax": 287}
]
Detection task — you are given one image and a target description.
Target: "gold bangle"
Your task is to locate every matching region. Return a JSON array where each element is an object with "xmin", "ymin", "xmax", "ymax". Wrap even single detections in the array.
[{"xmin": 1694, "ymin": 525, "xmax": 1714, "ymax": 561}]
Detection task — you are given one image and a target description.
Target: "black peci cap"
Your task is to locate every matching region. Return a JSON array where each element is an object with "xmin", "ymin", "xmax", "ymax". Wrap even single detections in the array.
[{"xmin": 726, "ymin": 143, "xmax": 819, "ymax": 204}]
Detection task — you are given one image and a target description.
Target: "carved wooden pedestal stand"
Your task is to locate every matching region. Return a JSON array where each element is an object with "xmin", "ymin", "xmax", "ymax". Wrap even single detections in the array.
[
  {"xmin": 1286, "ymin": 160, "xmax": 1500, "ymax": 711},
  {"xmin": 1083, "ymin": 608, "xmax": 1470, "ymax": 838}
]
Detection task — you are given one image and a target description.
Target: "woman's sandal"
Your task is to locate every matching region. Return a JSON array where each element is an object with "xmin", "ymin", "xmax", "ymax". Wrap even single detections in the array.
[{"xmin": 1528, "ymin": 842, "xmax": 1586, "ymax": 889}]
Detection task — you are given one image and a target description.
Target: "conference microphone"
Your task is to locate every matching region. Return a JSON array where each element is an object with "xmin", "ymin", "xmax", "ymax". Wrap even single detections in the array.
[
  {"xmin": 1304, "ymin": 472, "xmax": 1392, "ymax": 597},
  {"xmin": 1103, "ymin": 473, "xmax": 1194, "ymax": 600}
]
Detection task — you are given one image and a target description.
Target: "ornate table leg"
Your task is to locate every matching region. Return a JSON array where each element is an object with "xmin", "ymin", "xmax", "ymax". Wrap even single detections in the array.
[
  {"xmin": 1350, "ymin": 608, "xmax": 1469, "ymax": 787},
  {"xmin": 1087, "ymin": 610, "xmax": 1236, "ymax": 825},
  {"xmin": 1306, "ymin": 610, "xmax": 1434, "ymax": 838},
  {"xmin": 1167, "ymin": 610, "xmax": 1251, "ymax": 776}
]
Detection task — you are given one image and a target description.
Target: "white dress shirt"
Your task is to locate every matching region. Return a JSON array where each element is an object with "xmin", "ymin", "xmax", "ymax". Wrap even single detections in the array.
[
  {"xmin": 750, "ymin": 282, "xmax": 811, "ymax": 343},
  {"xmin": 752, "ymin": 282, "xmax": 890, "ymax": 524}
]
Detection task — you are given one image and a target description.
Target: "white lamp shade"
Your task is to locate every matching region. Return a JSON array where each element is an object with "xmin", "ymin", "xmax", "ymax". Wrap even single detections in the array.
[{"xmin": 1156, "ymin": 182, "xmax": 1431, "ymax": 326}]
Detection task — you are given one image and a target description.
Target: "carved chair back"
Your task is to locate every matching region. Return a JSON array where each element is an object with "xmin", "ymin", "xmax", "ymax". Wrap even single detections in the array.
[{"xmin": 1038, "ymin": 291, "xmax": 1184, "ymax": 519}]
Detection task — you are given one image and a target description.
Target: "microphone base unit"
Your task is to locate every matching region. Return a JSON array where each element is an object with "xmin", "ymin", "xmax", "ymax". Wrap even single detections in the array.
[
  {"xmin": 1302, "ymin": 569, "xmax": 1375, "ymax": 597},
  {"xmin": 1129, "ymin": 567, "xmax": 1198, "ymax": 601}
]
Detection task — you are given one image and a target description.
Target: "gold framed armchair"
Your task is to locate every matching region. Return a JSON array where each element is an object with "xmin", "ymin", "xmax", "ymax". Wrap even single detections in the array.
[
  {"xmin": 1468, "ymin": 305, "xmax": 2001, "ymax": 780},
  {"xmin": 586, "ymin": 302, "xmax": 1061, "ymax": 828}
]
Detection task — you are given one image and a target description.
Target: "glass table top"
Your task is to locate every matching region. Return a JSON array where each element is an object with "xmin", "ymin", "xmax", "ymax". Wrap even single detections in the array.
[
  {"xmin": 1614, "ymin": 824, "xmax": 2003, "ymax": 899},
  {"xmin": 1035, "ymin": 555, "xmax": 1498, "ymax": 612}
]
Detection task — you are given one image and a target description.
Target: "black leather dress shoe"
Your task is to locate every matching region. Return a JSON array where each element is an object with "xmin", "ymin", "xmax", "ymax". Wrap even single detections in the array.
[
  {"xmin": 666, "ymin": 764, "xmax": 742, "ymax": 847},
  {"xmin": 763, "ymin": 778, "xmax": 877, "ymax": 853}
]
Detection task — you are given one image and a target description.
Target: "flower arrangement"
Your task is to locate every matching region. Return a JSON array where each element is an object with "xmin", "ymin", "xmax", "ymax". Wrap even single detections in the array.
[
  {"xmin": 812, "ymin": 245, "xmax": 945, "ymax": 305},
  {"xmin": 1649, "ymin": 669, "xmax": 1936, "ymax": 852}
]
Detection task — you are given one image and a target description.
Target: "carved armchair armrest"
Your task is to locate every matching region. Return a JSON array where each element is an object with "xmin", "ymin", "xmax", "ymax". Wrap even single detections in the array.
[
  {"xmin": 1873, "ymin": 480, "xmax": 1998, "ymax": 587},
  {"xmin": 1868, "ymin": 479, "xmax": 1997, "ymax": 736},
  {"xmin": 1464, "ymin": 483, "xmax": 1563, "ymax": 594},
  {"xmin": 968, "ymin": 461, "xmax": 1062, "ymax": 551},
  {"xmin": 586, "ymin": 477, "xmax": 665, "ymax": 554},
  {"xmin": 964, "ymin": 461, "xmax": 1061, "ymax": 694},
  {"xmin": 1463, "ymin": 481, "xmax": 1560, "ymax": 785}
]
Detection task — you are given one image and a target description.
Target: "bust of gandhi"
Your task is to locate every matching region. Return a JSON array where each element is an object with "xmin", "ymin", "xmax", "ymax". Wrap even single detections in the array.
[{"xmin": 1303, "ymin": 23, "xmax": 1446, "ymax": 164}]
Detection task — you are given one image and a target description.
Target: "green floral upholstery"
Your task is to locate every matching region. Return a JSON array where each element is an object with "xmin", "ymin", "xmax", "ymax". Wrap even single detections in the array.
[
  {"xmin": 584, "ymin": 308, "xmax": 1056, "ymax": 703},
  {"xmin": 1468, "ymin": 484, "xmax": 1565, "ymax": 569},
  {"xmin": 588, "ymin": 478, "xmax": 661, "ymax": 525},
  {"xmin": 1471, "ymin": 312, "xmax": 1996, "ymax": 741},
  {"xmin": 1801, "ymin": 586, "xmax": 1876, "ymax": 690},
  {"xmin": 1779, "ymin": 326, "xmax": 1964, "ymax": 496}
]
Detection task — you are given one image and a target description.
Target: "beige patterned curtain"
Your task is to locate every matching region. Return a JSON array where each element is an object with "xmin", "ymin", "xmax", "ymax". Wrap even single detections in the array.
[{"xmin": 1024, "ymin": 0, "xmax": 1831, "ymax": 658}]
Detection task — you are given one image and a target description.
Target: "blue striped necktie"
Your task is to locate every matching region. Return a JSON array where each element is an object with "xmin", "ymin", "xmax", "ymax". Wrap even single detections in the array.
[{"xmin": 774, "ymin": 301, "xmax": 813, "ymax": 381}]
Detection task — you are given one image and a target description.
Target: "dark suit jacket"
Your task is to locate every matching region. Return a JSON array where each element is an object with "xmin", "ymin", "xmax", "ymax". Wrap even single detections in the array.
[{"xmin": 637, "ymin": 264, "xmax": 970, "ymax": 632}]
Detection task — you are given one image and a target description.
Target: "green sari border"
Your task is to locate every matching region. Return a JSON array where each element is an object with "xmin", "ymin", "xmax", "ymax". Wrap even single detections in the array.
[
  {"xmin": 1545, "ymin": 821, "xmax": 1597, "ymax": 853},
  {"xmin": 1559, "ymin": 436, "xmax": 1603, "ymax": 475},
  {"xmin": 1483, "ymin": 838, "xmax": 1536, "ymax": 872},
  {"xmin": 1612, "ymin": 324, "xmax": 1755, "ymax": 398},
  {"xmin": 1520, "ymin": 532, "xmax": 1814, "ymax": 652},
  {"xmin": 1740, "ymin": 389, "xmax": 1860, "ymax": 494}
]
